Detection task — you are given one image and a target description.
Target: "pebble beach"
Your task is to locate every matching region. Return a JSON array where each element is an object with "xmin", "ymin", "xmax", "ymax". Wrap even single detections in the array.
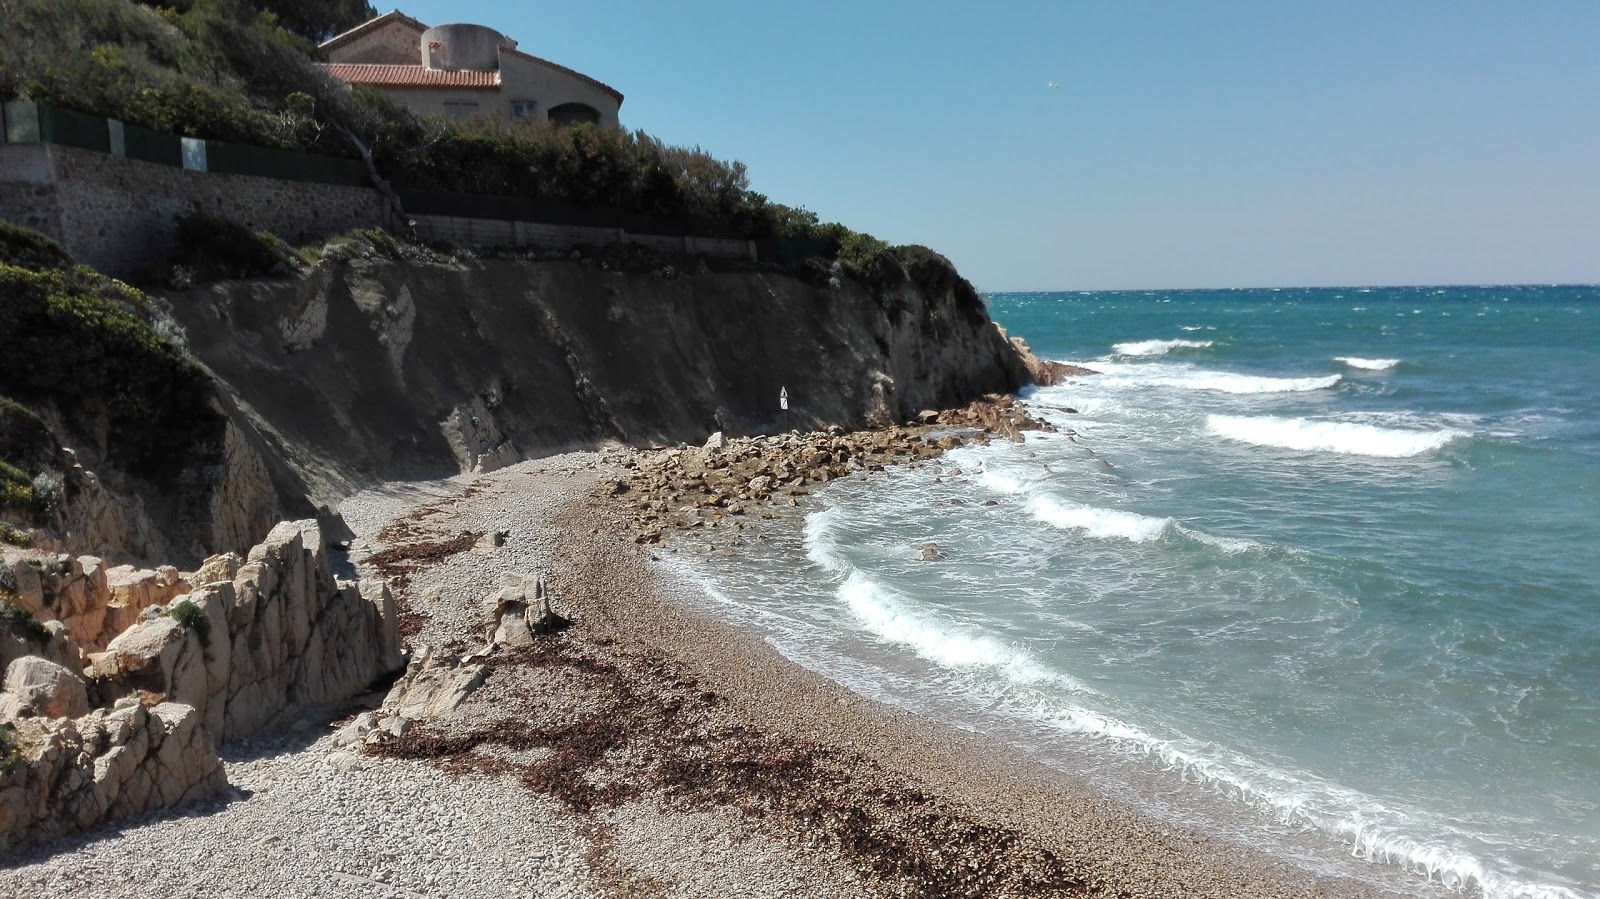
[{"xmin": 0, "ymin": 444, "xmax": 1419, "ymax": 898}]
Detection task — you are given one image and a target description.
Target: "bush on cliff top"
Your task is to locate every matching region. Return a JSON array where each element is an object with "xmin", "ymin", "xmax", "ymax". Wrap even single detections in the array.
[
  {"xmin": 134, "ymin": 212, "xmax": 290, "ymax": 288},
  {"xmin": 0, "ymin": 262, "xmax": 221, "ymax": 483},
  {"xmin": 0, "ymin": 222, "xmax": 73, "ymax": 273}
]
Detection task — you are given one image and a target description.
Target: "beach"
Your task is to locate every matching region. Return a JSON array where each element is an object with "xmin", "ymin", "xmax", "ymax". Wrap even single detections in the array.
[{"xmin": 2, "ymin": 441, "xmax": 1416, "ymax": 898}]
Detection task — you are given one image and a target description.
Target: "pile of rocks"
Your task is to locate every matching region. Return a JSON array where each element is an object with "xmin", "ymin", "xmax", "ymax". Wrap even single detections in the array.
[
  {"xmin": 601, "ymin": 395, "xmax": 1057, "ymax": 545},
  {"xmin": 0, "ymin": 519, "xmax": 404, "ymax": 853}
]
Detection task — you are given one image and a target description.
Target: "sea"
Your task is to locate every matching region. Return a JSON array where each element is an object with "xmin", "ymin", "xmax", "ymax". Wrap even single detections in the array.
[{"xmin": 669, "ymin": 285, "xmax": 1599, "ymax": 898}]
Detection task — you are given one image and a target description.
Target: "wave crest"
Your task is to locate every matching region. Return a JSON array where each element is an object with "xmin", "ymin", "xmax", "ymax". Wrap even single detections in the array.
[
  {"xmin": 1097, "ymin": 369, "xmax": 1342, "ymax": 395},
  {"xmin": 1113, "ymin": 338, "xmax": 1215, "ymax": 356},
  {"xmin": 1207, "ymin": 415, "xmax": 1468, "ymax": 458},
  {"xmin": 1028, "ymin": 496, "xmax": 1172, "ymax": 542},
  {"xmin": 1336, "ymin": 356, "xmax": 1401, "ymax": 371}
]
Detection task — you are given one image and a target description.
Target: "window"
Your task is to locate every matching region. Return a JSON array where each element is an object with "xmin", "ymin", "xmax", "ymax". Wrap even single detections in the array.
[
  {"xmin": 442, "ymin": 101, "xmax": 479, "ymax": 121},
  {"xmin": 511, "ymin": 100, "xmax": 538, "ymax": 122}
]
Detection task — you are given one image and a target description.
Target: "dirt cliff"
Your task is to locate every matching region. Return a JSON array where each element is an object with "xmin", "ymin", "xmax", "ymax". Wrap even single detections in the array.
[{"xmin": 165, "ymin": 250, "xmax": 1037, "ymax": 507}]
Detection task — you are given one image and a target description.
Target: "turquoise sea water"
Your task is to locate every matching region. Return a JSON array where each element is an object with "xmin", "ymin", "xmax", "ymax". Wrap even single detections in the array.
[{"xmin": 675, "ymin": 286, "xmax": 1599, "ymax": 898}]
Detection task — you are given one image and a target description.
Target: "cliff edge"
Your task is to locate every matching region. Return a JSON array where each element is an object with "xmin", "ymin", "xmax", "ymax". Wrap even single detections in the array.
[{"xmin": 166, "ymin": 247, "xmax": 1040, "ymax": 510}]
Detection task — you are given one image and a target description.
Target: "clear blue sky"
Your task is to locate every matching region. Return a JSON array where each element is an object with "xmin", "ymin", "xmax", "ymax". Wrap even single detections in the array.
[{"xmin": 402, "ymin": 1, "xmax": 1599, "ymax": 291}]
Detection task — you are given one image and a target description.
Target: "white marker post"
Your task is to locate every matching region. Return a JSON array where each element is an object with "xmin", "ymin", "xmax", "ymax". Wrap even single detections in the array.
[{"xmin": 780, "ymin": 386, "xmax": 789, "ymax": 433}]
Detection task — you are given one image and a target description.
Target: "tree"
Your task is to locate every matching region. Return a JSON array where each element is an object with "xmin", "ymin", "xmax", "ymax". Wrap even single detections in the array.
[{"xmin": 254, "ymin": 0, "xmax": 374, "ymax": 42}]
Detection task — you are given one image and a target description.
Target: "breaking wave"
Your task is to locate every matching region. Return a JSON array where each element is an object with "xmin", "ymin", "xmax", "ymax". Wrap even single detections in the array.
[
  {"xmin": 1113, "ymin": 338, "xmax": 1215, "ymax": 356},
  {"xmin": 1207, "ymin": 415, "xmax": 1468, "ymax": 458},
  {"xmin": 1336, "ymin": 356, "xmax": 1402, "ymax": 371}
]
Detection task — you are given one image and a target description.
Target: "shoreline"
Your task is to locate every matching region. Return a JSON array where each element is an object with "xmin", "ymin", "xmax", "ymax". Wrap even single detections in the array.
[{"xmin": 1, "ymin": 445, "xmax": 1423, "ymax": 898}]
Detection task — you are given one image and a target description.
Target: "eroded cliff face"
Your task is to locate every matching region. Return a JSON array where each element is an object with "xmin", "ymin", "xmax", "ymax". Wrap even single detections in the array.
[{"xmin": 166, "ymin": 252, "xmax": 1034, "ymax": 505}]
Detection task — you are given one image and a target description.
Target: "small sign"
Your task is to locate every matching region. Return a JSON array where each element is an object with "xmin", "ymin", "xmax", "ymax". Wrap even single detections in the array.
[{"xmin": 779, "ymin": 387, "xmax": 789, "ymax": 411}]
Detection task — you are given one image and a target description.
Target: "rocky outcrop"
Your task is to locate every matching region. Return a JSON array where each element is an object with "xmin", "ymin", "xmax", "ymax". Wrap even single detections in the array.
[
  {"xmin": 0, "ymin": 701, "xmax": 226, "ymax": 853},
  {"xmin": 85, "ymin": 520, "xmax": 404, "ymax": 742},
  {"xmin": 2, "ymin": 657, "xmax": 88, "ymax": 720},
  {"xmin": 0, "ymin": 518, "xmax": 403, "ymax": 854},
  {"xmin": 166, "ymin": 253, "xmax": 1038, "ymax": 505}
]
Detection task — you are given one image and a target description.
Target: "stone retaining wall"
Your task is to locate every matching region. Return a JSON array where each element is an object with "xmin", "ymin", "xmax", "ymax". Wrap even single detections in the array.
[{"xmin": 0, "ymin": 142, "xmax": 388, "ymax": 276}]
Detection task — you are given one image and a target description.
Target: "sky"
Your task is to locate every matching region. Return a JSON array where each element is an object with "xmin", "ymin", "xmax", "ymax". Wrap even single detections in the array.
[{"xmin": 401, "ymin": 1, "xmax": 1600, "ymax": 291}]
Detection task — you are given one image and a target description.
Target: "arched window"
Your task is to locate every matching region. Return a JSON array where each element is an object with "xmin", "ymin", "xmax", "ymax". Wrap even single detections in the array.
[{"xmin": 547, "ymin": 102, "xmax": 601, "ymax": 127}]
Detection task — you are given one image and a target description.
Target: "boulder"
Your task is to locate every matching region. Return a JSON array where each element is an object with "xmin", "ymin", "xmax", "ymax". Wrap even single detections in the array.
[
  {"xmin": 381, "ymin": 646, "xmax": 487, "ymax": 722},
  {"xmin": 920, "ymin": 542, "xmax": 945, "ymax": 562},
  {"xmin": 2, "ymin": 656, "xmax": 89, "ymax": 719}
]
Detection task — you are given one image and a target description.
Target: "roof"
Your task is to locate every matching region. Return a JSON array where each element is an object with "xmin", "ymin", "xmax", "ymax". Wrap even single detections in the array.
[
  {"xmin": 321, "ymin": 63, "xmax": 500, "ymax": 89},
  {"xmin": 319, "ymin": 10, "xmax": 428, "ymax": 54},
  {"xmin": 501, "ymin": 47, "xmax": 624, "ymax": 106}
]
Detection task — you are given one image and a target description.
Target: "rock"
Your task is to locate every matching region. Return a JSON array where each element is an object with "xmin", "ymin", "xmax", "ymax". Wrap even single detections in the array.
[
  {"xmin": 746, "ymin": 475, "xmax": 772, "ymax": 493},
  {"xmin": 529, "ymin": 577, "xmax": 571, "ymax": 636},
  {"xmin": 2, "ymin": 656, "xmax": 89, "ymax": 719},
  {"xmin": 188, "ymin": 552, "xmax": 243, "ymax": 587},
  {"xmin": 0, "ymin": 700, "xmax": 225, "ymax": 854},
  {"xmin": 381, "ymin": 646, "xmax": 487, "ymax": 721},
  {"xmin": 702, "ymin": 431, "xmax": 727, "ymax": 453},
  {"xmin": 331, "ymin": 711, "xmax": 378, "ymax": 748},
  {"xmin": 920, "ymin": 543, "xmax": 945, "ymax": 562},
  {"xmin": 473, "ymin": 530, "xmax": 509, "ymax": 554},
  {"xmin": 916, "ymin": 410, "xmax": 940, "ymax": 424}
]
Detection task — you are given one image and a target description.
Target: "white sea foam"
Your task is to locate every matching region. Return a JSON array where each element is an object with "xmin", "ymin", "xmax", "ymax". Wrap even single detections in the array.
[
  {"xmin": 1027, "ymin": 496, "xmax": 1172, "ymax": 542},
  {"xmin": 1207, "ymin": 415, "xmax": 1468, "ymax": 458},
  {"xmin": 803, "ymin": 506, "xmax": 852, "ymax": 574},
  {"xmin": 1112, "ymin": 338, "xmax": 1215, "ymax": 356},
  {"xmin": 839, "ymin": 573, "xmax": 1092, "ymax": 692},
  {"xmin": 1178, "ymin": 527, "xmax": 1261, "ymax": 555},
  {"xmin": 1094, "ymin": 367, "xmax": 1342, "ymax": 395},
  {"xmin": 1336, "ymin": 356, "xmax": 1402, "ymax": 371}
]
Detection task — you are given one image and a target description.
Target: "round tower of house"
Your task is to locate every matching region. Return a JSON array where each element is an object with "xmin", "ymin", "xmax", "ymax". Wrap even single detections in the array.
[{"xmin": 420, "ymin": 24, "xmax": 516, "ymax": 71}]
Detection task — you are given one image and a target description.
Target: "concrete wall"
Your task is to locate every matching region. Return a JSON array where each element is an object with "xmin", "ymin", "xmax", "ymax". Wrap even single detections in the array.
[
  {"xmin": 421, "ymin": 23, "xmax": 509, "ymax": 71},
  {"xmin": 325, "ymin": 20, "xmax": 423, "ymax": 64},
  {"xmin": 0, "ymin": 142, "xmax": 387, "ymax": 276}
]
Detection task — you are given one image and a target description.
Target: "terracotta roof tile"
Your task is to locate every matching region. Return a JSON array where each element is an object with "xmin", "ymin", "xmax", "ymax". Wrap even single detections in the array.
[
  {"xmin": 322, "ymin": 63, "xmax": 500, "ymax": 89},
  {"xmin": 319, "ymin": 10, "xmax": 429, "ymax": 53}
]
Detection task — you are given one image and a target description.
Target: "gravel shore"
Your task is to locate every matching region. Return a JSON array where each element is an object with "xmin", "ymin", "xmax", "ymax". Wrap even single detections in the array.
[{"xmin": 1, "ymin": 449, "xmax": 1426, "ymax": 898}]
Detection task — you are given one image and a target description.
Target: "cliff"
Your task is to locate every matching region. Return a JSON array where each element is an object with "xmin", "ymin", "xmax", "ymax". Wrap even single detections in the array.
[{"xmin": 164, "ymin": 249, "xmax": 1036, "ymax": 509}]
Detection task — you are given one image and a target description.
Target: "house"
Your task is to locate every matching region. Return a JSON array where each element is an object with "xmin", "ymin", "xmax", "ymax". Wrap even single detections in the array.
[{"xmin": 318, "ymin": 11, "xmax": 623, "ymax": 129}]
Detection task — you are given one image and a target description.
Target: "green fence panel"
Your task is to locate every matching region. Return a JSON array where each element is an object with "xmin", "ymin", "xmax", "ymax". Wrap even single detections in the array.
[
  {"xmin": 38, "ymin": 104, "xmax": 110, "ymax": 153},
  {"xmin": 122, "ymin": 124, "xmax": 182, "ymax": 167},
  {"xmin": 203, "ymin": 140, "xmax": 367, "ymax": 187},
  {"xmin": 753, "ymin": 238, "xmax": 833, "ymax": 263}
]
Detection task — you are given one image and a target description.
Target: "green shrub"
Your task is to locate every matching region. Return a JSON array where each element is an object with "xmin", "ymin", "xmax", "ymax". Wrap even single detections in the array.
[
  {"xmin": 0, "ymin": 723, "xmax": 19, "ymax": 776},
  {"xmin": 0, "ymin": 263, "xmax": 223, "ymax": 483},
  {"xmin": 138, "ymin": 212, "xmax": 288, "ymax": 287},
  {"xmin": 0, "ymin": 222, "xmax": 72, "ymax": 272},
  {"xmin": 167, "ymin": 599, "xmax": 210, "ymax": 646},
  {"xmin": 0, "ymin": 461, "xmax": 33, "ymax": 512},
  {"xmin": 28, "ymin": 473, "xmax": 64, "ymax": 518},
  {"xmin": 0, "ymin": 596, "xmax": 49, "ymax": 645},
  {"xmin": 0, "ymin": 523, "xmax": 30, "ymax": 548},
  {"xmin": 0, "ymin": 396, "xmax": 53, "ymax": 474}
]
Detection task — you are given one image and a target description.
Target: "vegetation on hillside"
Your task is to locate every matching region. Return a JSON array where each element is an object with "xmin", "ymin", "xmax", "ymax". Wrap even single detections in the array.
[
  {"xmin": 0, "ymin": 0, "xmax": 902, "ymax": 259},
  {"xmin": 0, "ymin": 228, "xmax": 222, "ymax": 494}
]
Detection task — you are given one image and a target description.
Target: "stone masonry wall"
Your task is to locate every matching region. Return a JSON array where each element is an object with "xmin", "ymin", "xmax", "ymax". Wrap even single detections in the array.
[{"xmin": 0, "ymin": 143, "xmax": 387, "ymax": 276}]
